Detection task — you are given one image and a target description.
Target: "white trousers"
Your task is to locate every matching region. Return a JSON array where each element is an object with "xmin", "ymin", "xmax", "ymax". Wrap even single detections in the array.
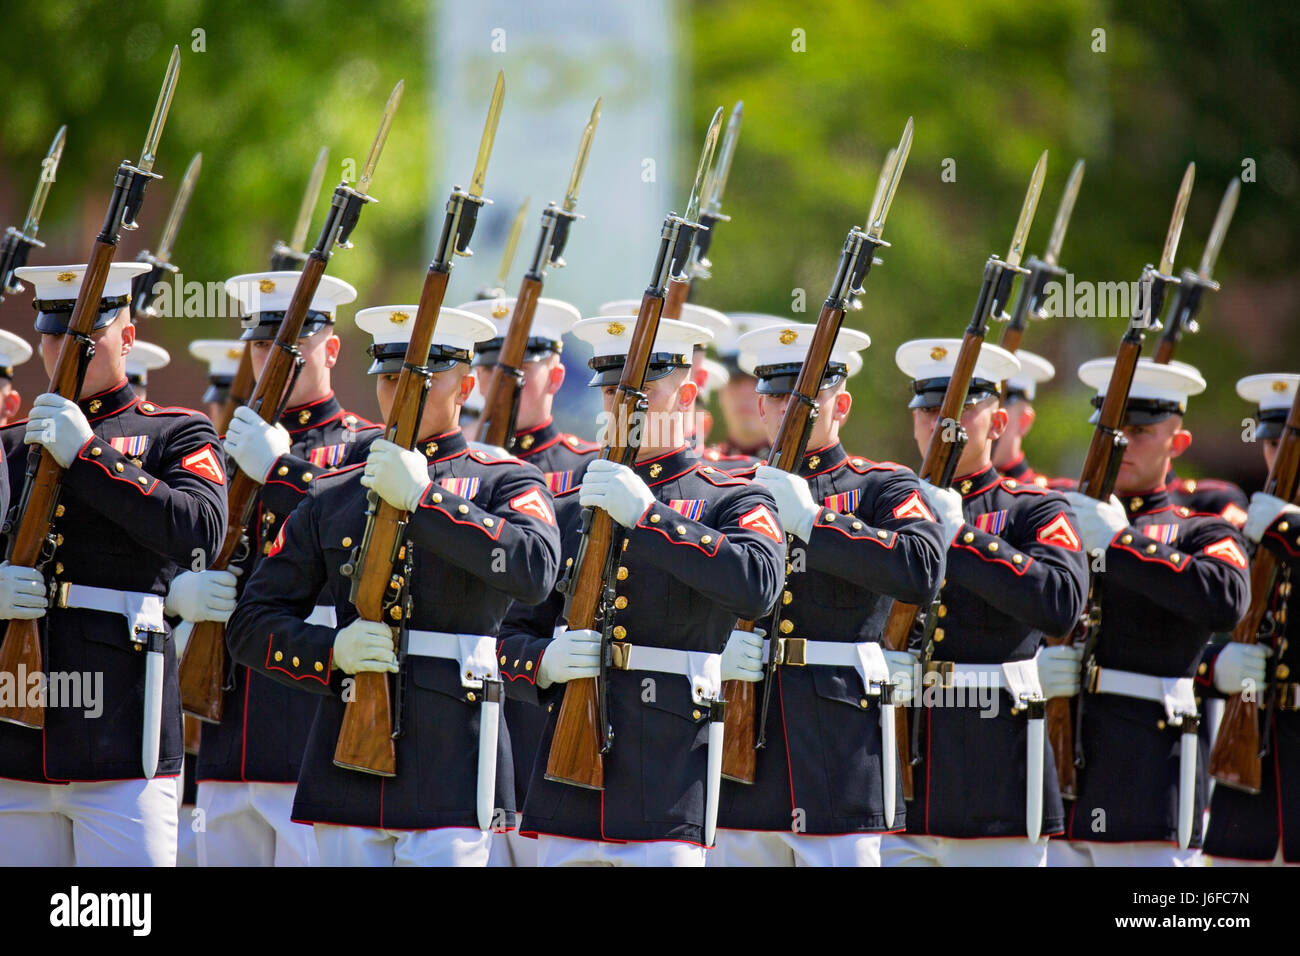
[
  {"xmin": 314, "ymin": 824, "xmax": 491, "ymax": 866},
  {"xmin": 0, "ymin": 776, "xmax": 177, "ymax": 866},
  {"xmin": 708, "ymin": 829, "xmax": 882, "ymax": 867},
  {"xmin": 488, "ymin": 829, "xmax": 538, "ymax": 867},
  {"xmin": 536, "ymin": 834, "xmax": 706, "ymax": 867},
  {"xmin": 880, "ymin": 833, "xmax": 1047, "ymax": 867},
  {"xmin": 1046, "ymin": 839, "xmax": 1093, "ymax": 867},
  {"xmin": 1209, "ymin": 846, "xmax": 1290, "ymax": 866},
  {"xmin": 1063, "ymin": 842, "xmax": 1204, "ymax": 867},
  {"xmin": 195, "ymin": 781, "xmax": 317, "ymax": 867},
  {"xmin": 176, "ymin": 764, "xmax": 197, "ymax": 868}
]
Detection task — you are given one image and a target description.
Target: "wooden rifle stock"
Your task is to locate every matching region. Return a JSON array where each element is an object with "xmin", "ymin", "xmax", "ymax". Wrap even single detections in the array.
[
  {"xmin": 479, "ymin": 275, "xmax": 542, "ymax": 448},
  {"xmin": 333, "ymin": 267, "xmax": 453, "ymax": 776},
  {"xmin": 1209, "ymin": 386, "xmax": 1300, "ymax": 792},
  {"xmin": 663, "ymin": 276, "xmax": 690, "ymax": 319},
  {"xmin": 179, "ymin": 256, "xmax": 329, "ymax": 721},
  {"xmin": 547, "ymin": 292, "xmax": 667, "ymax": 789},
  {"xmin": 216, "ymin": 344, "xmax": 255, "ymax": 435}
]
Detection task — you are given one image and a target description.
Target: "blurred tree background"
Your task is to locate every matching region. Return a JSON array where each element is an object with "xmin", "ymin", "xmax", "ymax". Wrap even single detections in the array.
[{"xmin": 1, "ymin": 0, "xmax": 1295, "ymax": 489}]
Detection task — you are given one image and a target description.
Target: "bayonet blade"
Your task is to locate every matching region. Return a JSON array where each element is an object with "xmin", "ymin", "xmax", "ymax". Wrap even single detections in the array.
[
  {"xmin": 1159, "ymin": 162, "xmax": 1196, "ymax": 275},
  {"xmin": 154, "ymin": 152, "xmax": 202, "ymax": 263},
  {"xmin": 469, "ymin": 71, "xmax": 506, "ymax": 199},
  {"xmin": 1197, "ymin": 177, "xmax": 1240, "ymax": 280},
  {"xmin": 138, "ymin": 46, "xmax": 180, "ymax": 175},
  {"xmin": 1043, "ymin": 158, "xmax": 1085, "ymax": 266},
  {"xmin": 866, "ymin": 148, "xmax": 896, "ymax": 235},
  {"xmin": 684, "ymin": 107, "xmax": 724, "ymax": 224},
  {"xmin": 1006, "ymin": 150, "xmax": 1048, "ymax": 269},
  {"xmin": 20, "ymin": 124, "xmax": 67, "ymax": 238},
  {"xmin": 357, "ymin": 80, "xmax": 403, "ymax": 198},
  {"xmin": 702, "ymin": 100, "xmax": 743, "ymax": 218},
  {"xmin": 562, "ymin": 97, "xmax": 601, "ymax": 213},
  {"xmin": 868, "ymin": 115, "xmax": 913, "ymax": 239},
  {"xmin": 290, "ymin": 146, "xmax": 330, "ymax": 253},
  {"xmin": 497, "ymin": 198, "xmax": 529, "ymax": 287}
]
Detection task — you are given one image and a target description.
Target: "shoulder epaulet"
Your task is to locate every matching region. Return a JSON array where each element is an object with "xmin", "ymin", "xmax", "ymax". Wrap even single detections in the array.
[
  {"xmin": 999, "ymin": 476, "xmax": 1052, "ymax": 495},
  {"xmin": 695, "ymin": 464, "xmax": 749, "ymax": 486},
  {"xmin": 845, "ymin": 456, "xmax": 901, "ymax": 474},
  {"xmin": 469, "ymin": 448, "xmax": 528, "ymax": 467},
  {"xmin": 137, "ymin": 401, "xmax": 205, "ymax": 418},
  {"xmin": 562, "ymin": 433, "xmax": 600, "ymax": 452}
]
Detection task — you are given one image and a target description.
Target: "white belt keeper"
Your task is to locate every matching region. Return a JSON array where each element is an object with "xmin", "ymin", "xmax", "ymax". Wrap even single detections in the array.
[{"xmin": 406, "ymin": 630, "xmax": 501, "ymax": 831}]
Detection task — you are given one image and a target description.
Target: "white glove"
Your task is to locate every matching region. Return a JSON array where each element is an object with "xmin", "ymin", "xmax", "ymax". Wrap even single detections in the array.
[
  {"xmin": 721, "ymin": 628, "xmax": 765, "ymax": 682},
  {"xmin": 165, "ymin": 569, "xmax": 240, "ymax": 623},
  {"xmin": 24, "ymin": 393, "xmax": 94, "ymax": 468},
  {"xmin": 578, "ymin": 458, "xmax": 655, "ymax": 528},
  {"xmin": 223, "ymin": 406, "xmax": 290, "ymax": 483},
  {"xmin": 1063, "ymin": 492, "xmax": 1128, "ymax": 553},
  {"xmin": 883, "ymin": 649, "xmax": 919, "ymax": 704},
  {"xmin": 468, "ymin": 440, "xmax": 514, "ymax": 459},
  {"xmin": 537, "ymin": 627, "xmax": 602, "ymax": 689},
  {"xmin": 333, "ymin": 619, "xmax": 399, "ymax": 674},
  {"xmin": 360, "ymin": 439, "xmax": 431, "ymax": 513},
  {"xmin": 1037, "ymin": 644, "xmax": 1084, "ymax": 699},
  {"xmin": 918, "ymin": 480, "xmax": 965, "ymax": 544},
  {"xmin": 1243, "ymin": 491, "xmax": 1300, "ymax": 544},
  {"xmin": 754, "ymin": 465, "xmax": 817, "ymax": 542},
  {"xmin": 1213, "ymin": 643, "xmax": 1271, "ymax": 695},
  {"xmin": 0, "ymin": 562, "xmax": 47, "ymax": 620}
]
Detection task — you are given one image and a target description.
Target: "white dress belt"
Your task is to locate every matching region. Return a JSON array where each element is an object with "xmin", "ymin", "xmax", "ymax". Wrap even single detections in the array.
[
  {"xmin": 406, "ymin": 629, "xmax": 499, "ymax": 689},
  {"xmin": 57, "ymin": 583, "xmax": 167, "ymax": 639},
  {"xmin": 1090, "ymin": 666, "xmax": 1197, "ymax": 723},
  {"xmin": 609, "ymin": 643, "xmax": 722, "ymax": 706},
  {"xmin": 759, "ymin": 638, "xmax": 891, "ymax": 690}
]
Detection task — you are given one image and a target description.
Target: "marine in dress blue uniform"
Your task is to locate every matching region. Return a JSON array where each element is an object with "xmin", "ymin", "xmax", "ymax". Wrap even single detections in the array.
[
  {"xmin": 455, "ymin": 295, "xmax": 597, "ymax": 867},
  {"xmin": 226, "ymin": 304, "xmax": 561, "ymax": 866},
  {"xmin": 497, "ymin": 316, "xmax": 785, "ymax": 866},
  {"xmin": 704, "ymin": 312, "xmax": 785, "ymax": 467},
  {"xmin": 993, "ymin": 349, "xmax": 1056, "ymax": 489},
  {"xmin": 881, "ymin": 339, "xmax": 1089, "ymax": 867},
  {"xmin": 1060, "ymin": 359, "xmax": 1251, "ymax": 866},
  {"xmin": 709, "ymin": 323, "xmax": 947, "ymax": 867},
  {"xmin": 177, "ymin": 272, "xmax": 380, "ymax": 867},
  {"xmin": 188, "ymin": 339, "xmax": 243, "ymax": 425},
  {"xmin": 0, "ymin": 262, "xmax": 227, "ymax": 866},
  {"xmin": 1203, "ymin": 373, "xmax": 1300, "ymax": 865}
]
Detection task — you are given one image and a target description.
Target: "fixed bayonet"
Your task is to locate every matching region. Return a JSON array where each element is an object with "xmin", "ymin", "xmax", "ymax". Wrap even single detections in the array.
[
  {"xmin": 868, "ymin": 116, "xmax": 913, "ymax": 240},
  {"xmin": 1, "ymin": 125, "xmax": 68, "ymax": 297},
  {"xmin": 1044, "ymin": 159, "xmax": 1085, "ymax": 267},
  {"xmin": 1159, "ymin": 162, "xmax": 1196, "ymax": 276},
  {"xmin": 357, "ymin": 80, "xmax": 403, "ymax": 199},
  {"xmin": 154, "ymin": 152, "xmax": 202, "ymax": 264},
  {"xmin": 564, "ymin": 97, "xmax": 602, "ymax": 213},
  {"xmin": 498, "ymin": 198, "xmax": 530, "ymax": 287},
  {"xmin": 131, "ymin": 152, "xmax": 202, "ymax": 319},
  {"xmin": 292, "ymin": 147, "xmax": 330, "ymax": 253},
  {"xmin": 137, "ymin": 46, "xmax": 180, "ymax": 177},
  {"xmin": 1198, "ymin": 177, "xmax": 1240, "ymax": 280},
  {"xmin": 1007, "ymin": 150, "xmax": 1049, "ymax": 269},
  {"xmin": 685, "ymin": 107, "xmax": 724, "ymax": 225},
  {"xmin": 703, "ymin": 101, "xmax": 742, "ymax": 219},
  {"xmin": 469, "ymin": 71, "xmax": 506, "ymax": 201},
  {"xmin": 314, "ymin": 80, "xmax": 402, "ymax": 255}
]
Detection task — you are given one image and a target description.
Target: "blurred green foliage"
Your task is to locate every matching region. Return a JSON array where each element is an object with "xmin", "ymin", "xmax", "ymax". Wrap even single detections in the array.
[{"xmin": 1, "ymin": 0, "xmax": 1295, "ymax": 487}]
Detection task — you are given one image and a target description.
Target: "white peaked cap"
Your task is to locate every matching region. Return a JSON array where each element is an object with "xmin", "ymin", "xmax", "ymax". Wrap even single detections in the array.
[
  {"xmin": 1078, "ymin": 357, "xmax": 1206, "ymax": 407},
  {"xmin": 14, "ymin": 262, "xmax": 150, "ymax": 302},
  {"xmin": 126, "ymin": 340, "xmax": 171, "ymax": 376},
  {"xmin": 1004, "ymin": 349, "xmax": 1056, "ymax": 401},
  {"xmin": 598, "ymin": 299, "xmax": 729, "ymax": 347},
  {"xmin": 735, "ymin": 323, "xmax": 871, "ymax": 372},
  {"xmin": 188, "ymin": 340, "xmax": 246, "ymax": 378},
  {"xmin": 1237, "ymin": 372, "xmax": 1300, "ymax": 413},
  {"xmin": 224, "ymin": 271, "xmax": 357, "ymax": 316},
  {"xmin": 454, "ymin": 296, "xmax": 582, "ymax": 345},
  {"xmin": 0, "ymin": 329, "xmax": 34, "ymax": 371}
]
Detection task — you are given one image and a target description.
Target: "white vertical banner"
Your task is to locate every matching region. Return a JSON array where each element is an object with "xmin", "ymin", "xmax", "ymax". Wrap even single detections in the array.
[{"xmin": 431, "ymin": 0, "xmax": 682, "ymax": 436}]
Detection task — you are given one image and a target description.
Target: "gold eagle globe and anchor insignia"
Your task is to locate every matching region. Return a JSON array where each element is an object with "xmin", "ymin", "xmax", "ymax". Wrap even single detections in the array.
[{"xmin": 779, "ymin": 329, "xmax": 798, "ymax": 345}]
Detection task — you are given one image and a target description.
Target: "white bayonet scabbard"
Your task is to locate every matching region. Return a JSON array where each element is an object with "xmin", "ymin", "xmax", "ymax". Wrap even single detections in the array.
[
  {"xmin": 142, "ymin": 631, "xmax": 166, "ymax": 779},
  {"xmin": 477, "ymin": 678, "xmax": 503, "ymax": 832}
]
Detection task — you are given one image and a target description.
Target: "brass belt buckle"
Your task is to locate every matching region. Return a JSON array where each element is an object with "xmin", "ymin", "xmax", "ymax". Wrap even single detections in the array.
[
  {"xmin": 1086, "ymin": 663, "xmax": 1101, "ymax": 694},
  {"xmin": 783, "ymin": 637, "xmax": 806, "ymax": 666},
  {"xmin": 924, "ymin": 660, "xmax": 955, "ymax": 689},
  {"xmin": 55, "ymin": 581, "xmax": 70, "ymax": 609},
  {"xmin": 610, "ymin": 641, "xmax": 631, "ymax": 671}
]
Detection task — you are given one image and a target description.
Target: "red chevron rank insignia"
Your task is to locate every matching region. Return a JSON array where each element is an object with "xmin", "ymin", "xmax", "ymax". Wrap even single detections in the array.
[
  {"xmin": 739, "ymin": 504, "xmax": 782, "ymax": 542},
  {"xmin": 181, "ymin": 445, "xmax": 226, "ymax": 484},
  {"xmin": 509, "ymin": 488, "xmax": 555, "ymax": 525},
  {"xmin": 893, "ymin": 490, "xmax": 937, "ymax": 523},
  {"xmin": 1205, "ymin": 536, "xmax": 1247, "ymax": 568},
  {"xmin": 1221, "ymin": 503, "xmax": 1248, "ymax": 528},
  {"xmin": 267, "ymin": 524, "xmax": 287, "ymax": 558},
  {"xmin": 1036, "ymin": 512, "xmax": 1081, "ymax": 551}
]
